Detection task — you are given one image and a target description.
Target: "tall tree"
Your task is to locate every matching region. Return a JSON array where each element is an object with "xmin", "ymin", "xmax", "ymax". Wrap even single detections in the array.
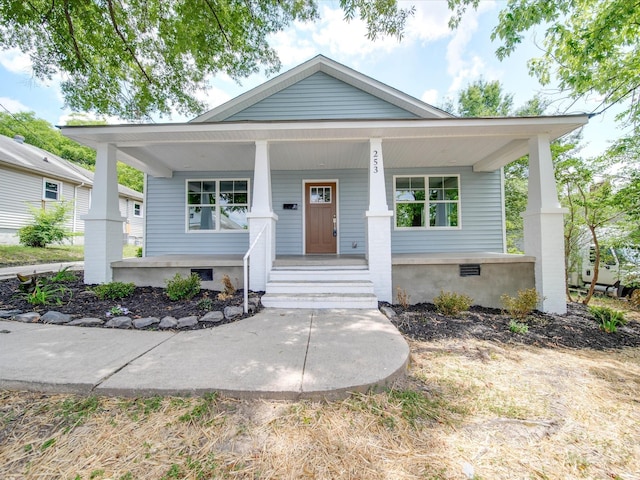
[
  {"xmin": 448, "ymin": 0, "xmax": 640, "ymax": 129},
  {"xmin": 0, "ymin": 1, "xmax": 413, "ymax": 120}
]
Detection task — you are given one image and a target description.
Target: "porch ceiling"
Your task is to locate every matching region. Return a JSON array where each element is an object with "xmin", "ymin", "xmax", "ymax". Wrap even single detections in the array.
[{"xmin": 61, "ymin": 115, "xmax": 588, "ymax": 177}]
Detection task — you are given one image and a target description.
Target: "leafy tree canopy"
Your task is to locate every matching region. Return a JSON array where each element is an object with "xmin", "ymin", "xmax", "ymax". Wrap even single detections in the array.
[
  {"xmin": 448, "ymin": 0, "xmax": 640, "ymax": 127},
  {"xmin": 0, "ymin": 0, "xmax": 413, "ymax": 120}
]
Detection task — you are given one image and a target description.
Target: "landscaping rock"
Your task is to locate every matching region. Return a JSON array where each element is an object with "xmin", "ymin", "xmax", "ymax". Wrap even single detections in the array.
[
  {"xmin": 380, "ymin": 306, "xmax": 397, "ymax": 319},
  {"xmin": 67, "ymin": 317, "xmax": 104, "ymax": 327},
  {"xmin": 177, "ymin": 316, "xmax": 198, "ymax": 328},
  {"xmin": 14, "ymin": 312, "xmax": 40, "ymax": 323},
  {"xmin": 41, "ymin": 311, "xmax": 73, "ymax": 324},
  {"xmin": 159, "ymin": 316, "xmax": 178, "ymax": 329},
  {"xmin": 133, "ymin": 317, "xmax": 160, "ymax": 329},
  {"xmin": 0, "ymin": 309, "xmax": 22, "ymax": 319},
  {"xmin": 201, "ymin": 311, "xmax": 224, "ymax": 323},
  {"xmin": 106, "ymin": 316, "xmax": 132, "ymax": 328},
  {"xmin": 224, "ymin": 306, "xmax": 243, "ymax": 320}
]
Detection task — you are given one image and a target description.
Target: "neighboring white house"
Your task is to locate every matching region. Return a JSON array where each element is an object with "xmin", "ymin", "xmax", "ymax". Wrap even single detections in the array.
[
  {"xmin": 0, "ymin": 133, "xmax": 144, "ymax": 245},
  {"xmin": 61, "ymin": 55, "xmax": 588, "ymax": 313}
]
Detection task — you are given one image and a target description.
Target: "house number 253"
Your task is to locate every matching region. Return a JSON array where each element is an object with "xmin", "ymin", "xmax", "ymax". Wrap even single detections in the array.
[{"xmin": 372, "ymin": 150, "xmax": 379, "ymax": 173}]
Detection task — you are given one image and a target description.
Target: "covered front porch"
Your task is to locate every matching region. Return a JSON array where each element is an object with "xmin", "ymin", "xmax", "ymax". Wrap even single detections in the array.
[{"xmin": 62, "ymin": 115, "xmax": 588, "ymax": 314}]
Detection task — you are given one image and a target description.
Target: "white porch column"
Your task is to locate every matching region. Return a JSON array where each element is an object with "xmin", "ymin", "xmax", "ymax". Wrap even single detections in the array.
[
  {"xmin": 523, "ymin": 134, "xmax": 568, "ymax": 314},
  {"xmin": 82, "ymin": 143, "xmax": 125, "ymax": 284},
  {"xmin": 247, "ymin": 140, "xmax": 278, "ymax": 291},
  {"xmin": 366, "ymin": 138, "xmax": 393, "ymax": 303}
]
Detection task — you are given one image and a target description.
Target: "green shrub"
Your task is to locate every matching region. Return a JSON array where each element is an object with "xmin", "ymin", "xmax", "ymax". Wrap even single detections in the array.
[
  {"xmin": 589, "ymin": 306, "xmax": 626, "ymax": 333},
  {"xmin": 93, "ymin": 282, "xmax": 136, "ymax": 300},
  {"xmin": 18, "ymin": 202, "xmax": 71, "ymax": 248},
  {"xmin": 501, "ymin": 288, "xmax": 540, "ymax": 320},
  {"xmin": 433, "ymin": 291, "xmax": 472, "ymax": 316},
  {"xmin": 136, "ymin": 247, "xmax": 143, "ymax": 258},
  {"xmin": 508, "ymin": 319, "xmax": 529, "ymax": 334},
  {"xmin": 165, "ymin": 273, "xmax": 201, "ymax": 301}
]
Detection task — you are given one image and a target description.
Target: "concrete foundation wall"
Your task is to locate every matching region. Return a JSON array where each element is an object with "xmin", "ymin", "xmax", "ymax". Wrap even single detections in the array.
[
  {"xmin": 392, "ymin": 262, "xmax": 535, "ymax": 309},
  {"xmin": 112, "ymin": 266, "xmax": 245, "ymax": 292}
]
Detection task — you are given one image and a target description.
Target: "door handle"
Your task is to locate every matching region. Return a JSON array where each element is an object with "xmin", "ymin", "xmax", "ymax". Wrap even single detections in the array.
[{"xmin": 333, "ymin": 214, "xmax": 337, "ymax": 237}]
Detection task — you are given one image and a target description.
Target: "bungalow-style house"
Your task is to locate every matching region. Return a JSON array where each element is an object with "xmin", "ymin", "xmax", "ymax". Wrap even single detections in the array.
[
  {"xmin": 61, "ymin": 55, "xmax": 587, "ymax": 313},
  {"xmin": 0, "ymin": 133, "xmax": 144, "ymax": 245}
]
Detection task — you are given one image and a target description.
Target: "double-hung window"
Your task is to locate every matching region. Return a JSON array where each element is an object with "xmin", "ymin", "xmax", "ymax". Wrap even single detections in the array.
[
  {"xmin": 43, "ymin": 179, "xmax": 61, "ymax": 201},
  {"xmin": 187, "ymin": 179, "xmax": 249, "ymax": 232},
  {"xmin": 394, "ymin": 175, "xmax": 460, "ymax": 229}
]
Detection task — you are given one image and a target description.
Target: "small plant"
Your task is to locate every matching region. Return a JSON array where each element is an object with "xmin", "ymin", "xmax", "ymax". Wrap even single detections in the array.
[
  {"xmin": 589, "ymin": 305, "xmax": 626, "ymax": 333},
  {"xmin": 508, "ymin": 319, "xmax": 529, "ymax": 334},
  {"xmin": 396, "ymin": 287, "xmax": 410, "ymax": 309},
  {"xmin": 501, "ymin": 288, "xmax": 540, "ymax": 320},
  {"xmin": 93, "ymin": 281, "xmax": 135, "ymax": 300},
  {"xmin": 197, "ymin": 295, "xmax": 213, "ymax": 311},
  {"xmin": 106, "ymin": 305, "xmax": 130, "ymax": 317},
  {"xmin": 630, "ymin": 289, "xmax": 640, "ymax": 309},
  {"xmin": 48, "ymin": 266, "xmax": 77, "ymax": 283},
  {"xmin": 165, "ymin": 273, "xmax": 201, "ymax": 301},
  {"xmin": 433, "ymin": 291, "xmax": 472, "ymax": 316},
  {"xmin": 216, "ymin": 274, "xmax": 237, "ymax": 301},
  {"xmin": 18, "ymin": 280, "xmax": 70, "ymax": 306},
  {"xmin": 222, "ymin": 274, "xmax": 236, "ymax": 296},
  {"xmin": 136, "ymin": 246, "xmax": 143, "ymax": 257}
]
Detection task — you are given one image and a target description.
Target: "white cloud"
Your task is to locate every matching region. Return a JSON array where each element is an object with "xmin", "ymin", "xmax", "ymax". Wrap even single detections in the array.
[
  {"xmin": 0, "ymin": 96, "xmax": 30, "ymax": 113},
  {"xmin": 403, "ymin": 1, "xmax": 452, "ymax": 43},
  {"xmin": 421, "ymin": 89, "xmax": 439, "ymax": 105},
  {"xmin": 270, "ymin": 29, "xmax": 318, "ymax": 67},
  {"xmin": 311, "ymin": 6, "xmax": 402, "ymax": 59},
  {"xmin": 445, "ymin": 1, "xmax": 500, "ymax": 94},
  {"xmin": 0, "ymin": 48, "xmax": 32, "ymax": 75}
]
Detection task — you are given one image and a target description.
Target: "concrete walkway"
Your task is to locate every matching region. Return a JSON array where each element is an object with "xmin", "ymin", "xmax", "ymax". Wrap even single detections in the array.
[
  {"xmin": 0, "ymin": 309, "xmax": 410, "ymax": 400},
  {"xmin": 0, "ymin": 261, "xmax": 84, "ymax": 280}
]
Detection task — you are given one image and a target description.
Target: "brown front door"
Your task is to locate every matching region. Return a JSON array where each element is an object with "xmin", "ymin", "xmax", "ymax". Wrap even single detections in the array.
[{"xmin": 305, "ymin": 182, "xmax": 337, "ymax": 254}]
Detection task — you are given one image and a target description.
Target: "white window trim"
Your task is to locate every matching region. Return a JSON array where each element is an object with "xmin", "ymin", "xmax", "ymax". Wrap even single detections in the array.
[
  {"xmin": 185, "ymin": 178, "xmax": 251, "ymax": 233},
  {"xmin": 43, "ymin": 178, "xmax": 62, "ymax": 201},
  {"xmin": 393, "ymin": 174, "xmax": 462, "ymax": 230},
  {"xmin": 133, "ymin": 202, "xmax": 143, "ymax": 217}
]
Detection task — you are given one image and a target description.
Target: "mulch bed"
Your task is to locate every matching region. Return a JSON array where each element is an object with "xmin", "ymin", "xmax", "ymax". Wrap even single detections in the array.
[
  {"xmin": 0, "ymin": 273, "xmax": 257, "ymax": 329},
  {"xmin": 387, "ymin": 302, "xmax": 640, "ymax": 350},
  {"xmin": 1, "ymin": 271, "xmax": 640, "ymax": 349}
]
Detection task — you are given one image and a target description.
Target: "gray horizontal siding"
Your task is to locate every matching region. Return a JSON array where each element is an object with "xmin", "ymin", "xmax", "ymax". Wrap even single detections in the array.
[
  {"xmin": 145, "ymin": 171, "xmax": 253, "ymax": 256},
  {"xmin": 271, "ymin": 169, "xmax": 368, "ymax": 255},
  {"xmin": 388, "ymin": 167, "xmax": 504, "ymax": 253},
  {"xmin": 145, "ymin": 167, "xmax": 503, "ymax": 257},
  {"xmin": 225, "ymin": 72, "xmax": 418, "ymax": 121}
]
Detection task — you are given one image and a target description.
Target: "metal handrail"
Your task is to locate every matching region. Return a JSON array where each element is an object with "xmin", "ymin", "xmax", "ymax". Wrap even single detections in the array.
[{"xmin": 243, "ymin": 223, "xmax": 268, "ymax": 313}]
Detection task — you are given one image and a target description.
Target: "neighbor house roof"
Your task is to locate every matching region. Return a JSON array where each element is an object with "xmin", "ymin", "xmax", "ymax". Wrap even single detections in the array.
[{"xmin": 0, "ymin": 134, "xmax": 143, "ymax": 201}]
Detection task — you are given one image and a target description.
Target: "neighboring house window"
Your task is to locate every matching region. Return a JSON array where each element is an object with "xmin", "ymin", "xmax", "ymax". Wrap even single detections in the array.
[
  {"xmin": 133, "ymin": 202, "xmax": 142, "ymax": 217},
  {"xmin": 43, "ymin": 179, "xmax": 61, "ymax": 201},
  {"xmin": 187, "ymin": 179, "xmax": 249, "ymax": 232},
  {"xmin": 394, "ymin": 175, "xmax": 460, "ymax": 228}
]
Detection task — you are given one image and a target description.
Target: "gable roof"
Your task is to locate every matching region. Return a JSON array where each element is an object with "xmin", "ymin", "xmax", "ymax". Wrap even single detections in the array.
[
  {"xmin": 0, "ymin": 134, "xmax": 143, "ymax": 200},
  {"xmin": 191, "ymin": 55, "xmax": 452, "ymax": 123}
]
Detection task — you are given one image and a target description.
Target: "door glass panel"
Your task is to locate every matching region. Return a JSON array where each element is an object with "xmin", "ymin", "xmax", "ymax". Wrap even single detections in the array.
[{"xmin": 310, "ymin": 186, "xmax": 332, "ymax": 203}]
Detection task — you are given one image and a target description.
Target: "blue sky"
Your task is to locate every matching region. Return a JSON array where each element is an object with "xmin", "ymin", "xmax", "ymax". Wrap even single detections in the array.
[{"xmin": 0, "ymin": 1, "xmax": 625, "ymax": 158}]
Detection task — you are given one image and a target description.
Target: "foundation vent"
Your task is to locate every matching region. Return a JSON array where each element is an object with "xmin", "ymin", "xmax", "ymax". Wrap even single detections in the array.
[
  {"xmin": 459, "ymin": 264, "xmax": 481, "ymax": 277},
  {"xmin": 191, "ymin": 268, "xmax": 213, "ymax": 281}
]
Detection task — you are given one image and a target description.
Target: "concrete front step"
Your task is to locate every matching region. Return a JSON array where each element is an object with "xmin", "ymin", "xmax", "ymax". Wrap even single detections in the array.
[
  {"xmin": 260, "ymin": 293, "xmax": 379, "ymax": 309},
  {"xmin": 266, "ymin": 280, "xmax": 375, "ymax": 295},
  {"xmin": 269, "ymin": 268, "xmax": 371, "ymax": 282}
]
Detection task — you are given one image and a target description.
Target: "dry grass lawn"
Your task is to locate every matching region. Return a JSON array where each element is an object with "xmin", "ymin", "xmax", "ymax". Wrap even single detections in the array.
[{"xmin": 1, "ymin": 339, "xmax": 639, "ymax": 480}]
